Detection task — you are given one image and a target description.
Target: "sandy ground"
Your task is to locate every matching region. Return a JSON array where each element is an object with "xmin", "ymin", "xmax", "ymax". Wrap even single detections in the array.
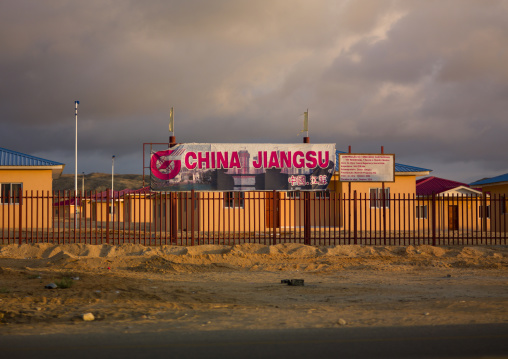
[{"xmin": 0, "ymin": 243, "xmax": 507, "ymax": 335}]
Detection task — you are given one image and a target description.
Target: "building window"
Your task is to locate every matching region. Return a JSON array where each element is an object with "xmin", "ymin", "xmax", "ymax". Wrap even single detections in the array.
[
  {"xmin": 1, "ymin": 183, "xmax": 22, "ymax": 204},
  {"xmin": 501, "ymin": 196, "xmax": 507, "ymax": 215},
  {"xmin": 416, "ymin": 205, "xmax": 428, "ymax": 219},
  {"xmin": 314, "ymin": 190, "xmax": 330, "ymax": 199},
  {"xmin": 287, "ymin": 191, "xmax": 300, "ymax": 199},
  {"xmin": 479, "ymin": 205, "xmax": 491, "ymax": 219},
  {"xmin": 370, "ymin": 188, "xmax": 390, "ymax": 209},
  {"xmin": 224, "ymin": 192, "xmax": 244, "ymax": 208}
]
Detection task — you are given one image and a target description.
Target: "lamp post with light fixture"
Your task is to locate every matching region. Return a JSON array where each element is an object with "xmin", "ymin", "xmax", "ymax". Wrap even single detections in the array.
[
  {"xmin": 74, "ymin": 100, "xmax": 79, "ymax": 218},
  {"xmin": 111, "ymin": 155, "xmax": 115, "ymax": 219}
]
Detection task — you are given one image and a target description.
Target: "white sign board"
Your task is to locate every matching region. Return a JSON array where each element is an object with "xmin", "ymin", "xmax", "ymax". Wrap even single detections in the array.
[{"xmin": 339, "ymin": 154, "xmax": 395, "ymax": 182}]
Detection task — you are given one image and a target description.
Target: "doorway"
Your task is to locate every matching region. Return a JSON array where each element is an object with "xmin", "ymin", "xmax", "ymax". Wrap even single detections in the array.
[
  {"xmin": 265, "ymin": 192, "xmax": 280, "ymax": 228},
  {"xmin": 448, "ymin": 205, "xmax": 459, "ymax": 230}
]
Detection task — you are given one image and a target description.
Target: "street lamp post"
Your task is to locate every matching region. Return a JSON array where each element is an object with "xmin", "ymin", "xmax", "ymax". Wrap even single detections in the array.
[
  {"xmin": 82, "ymin": 172, "xmax": 85, "ymax": 194},
  {"xmin": 74, "ymin": 100, "xmax": 79, "ymax": 218},
  {"xmin": 111, "ymin": 155, "xmax": 115, "ymax": 219}
]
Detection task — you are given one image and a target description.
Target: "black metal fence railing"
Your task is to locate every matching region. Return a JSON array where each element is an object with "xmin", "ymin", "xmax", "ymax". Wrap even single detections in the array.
[{"xmin": 1, "ymin": 190, "xmax": 506, "ymax": 246}]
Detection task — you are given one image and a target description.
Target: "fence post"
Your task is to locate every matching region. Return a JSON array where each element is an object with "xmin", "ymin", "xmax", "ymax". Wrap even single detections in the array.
[
  {"xmin": 353, "ymin": 190, "xmax": 357, "ymax": 245},
  {"xmin": 304, "ymin": 191, "xmax": 311, "ymax": 245},
  {"xmin": 18, "ymin": 190, "xmax": 23, "ymax": 245},
  {"xmin": 482, "ymin": 193, "xmax": 488, "ymax": 235},
  {"xmin": 191, "ymin": 190, "xmax": 195, "ymax": 246},
  {"xmin": 431, "ymin": 192, "xmax": 436, "ymax": 246},
  {"xmin": 171, "ymin": 192, "xmax": 178, "ymax": 244},
  {"xmin": 382, "ymin": 187, "xmax": 387, "ymax": 245},
  {"xmin": 106, "ymin": 188, "xmax": 110, "ymax": 244},
  {"xmin": 272, "ymin": 190, "xmax": 277, "ymax": 245}
]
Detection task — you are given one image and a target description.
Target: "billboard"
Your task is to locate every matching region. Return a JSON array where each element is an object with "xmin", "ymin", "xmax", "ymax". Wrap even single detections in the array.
[
  {"xmin": 151, "ymin": 143, "xmax": 336, "ymax": 191},
  {"xmin": 339, "ymin": 154, "xmax": 395, "ymax": 182}
]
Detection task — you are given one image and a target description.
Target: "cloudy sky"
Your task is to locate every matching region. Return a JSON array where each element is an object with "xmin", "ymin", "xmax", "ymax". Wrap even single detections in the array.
[{"xmin": 1, "ymin": 0, "xmax": 507, "ymax": 183}]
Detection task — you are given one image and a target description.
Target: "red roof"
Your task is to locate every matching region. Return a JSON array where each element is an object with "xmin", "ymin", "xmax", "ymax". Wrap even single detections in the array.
[
  {"xmin": 53, "ymin": 187, "xmax": 152, "ymax": 205},
  {"xmin": 416, "ymin": 176, "xmax": 472, "ymax": 196},
  {"xmin": 92, "ymin": 186, "xmax": 152, "ymax": 200}
]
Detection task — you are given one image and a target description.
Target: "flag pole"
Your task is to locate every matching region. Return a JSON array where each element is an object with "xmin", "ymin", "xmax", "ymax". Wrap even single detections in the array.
[
  {"xmin": 298, "ymin": 109, "xmax": 309, "ymax": 140},
  {"xmin": 306, "ymin": 109, "xmax": 309, "ymax": 138},
  {"xmin": 303, "ymin": 109, "xmax": 309, "ymax": 143},
  {"xmin": 169, "ymin": 106, "xmax": 176, "ymax": 146}
]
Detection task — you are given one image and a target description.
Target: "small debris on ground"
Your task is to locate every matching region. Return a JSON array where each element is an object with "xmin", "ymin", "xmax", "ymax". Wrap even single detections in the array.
[
  {"xmin": 281, "ymin": 279, "xmax": 304, "ymax": 286},
  {"xmin": 82, "ymin": 313, "xmax": 95, "ymax": 321},
  {"xmin": 44, "ymin": 283, "xmax": 57, "ymax": 289}
]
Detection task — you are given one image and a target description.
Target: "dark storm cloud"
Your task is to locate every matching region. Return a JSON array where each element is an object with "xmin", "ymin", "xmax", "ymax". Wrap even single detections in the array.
[{"xmin": 1, "ymin": 0, "xmax": 507, "ymax": 181}]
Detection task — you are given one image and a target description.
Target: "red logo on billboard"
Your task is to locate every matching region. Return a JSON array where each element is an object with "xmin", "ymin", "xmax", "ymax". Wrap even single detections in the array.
[{"xmin": 151, "ymin": 149, "xmax": 182, "ymax": 180}]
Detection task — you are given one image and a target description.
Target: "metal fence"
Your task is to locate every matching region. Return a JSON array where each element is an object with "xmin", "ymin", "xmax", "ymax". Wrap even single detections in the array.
[{"xmin": 1, "ymin": 190, "xmax": 507, "ymax": 246}]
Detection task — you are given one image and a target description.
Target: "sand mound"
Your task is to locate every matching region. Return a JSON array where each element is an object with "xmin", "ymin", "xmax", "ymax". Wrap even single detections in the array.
[
  {"xmin": 47, "ymin": 251, "xmax": 77, "ymax": 262},
  {"xmin": 128, "ymin": 256, "xmax": 241, "ymax": 274},
  {"xmin": 185, "ymin": 245, "xmax": 232, "ymax": 256},
  {"xmin": 0, "ymin": 244, "xmax": 506, "ymax": 272}
]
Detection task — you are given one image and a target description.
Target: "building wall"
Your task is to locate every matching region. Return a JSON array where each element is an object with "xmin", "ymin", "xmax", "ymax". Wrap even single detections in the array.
[
  {"xmin": 0, "ymin": 168, "xmax": 53, "ymax": 229},
  {"xmin": 327, "ymin": 174, "xmax": 418, "ymax": 230},
  {"xmin": 478, "ymin": 184, "xmax": 508, "ymax": 232},
  {"xmin": 0, "ymin": 169, "xmax": 53, "ymax": 192},
  {"xmin": 124, "ymin": 196, "xmax": 153, "ymax": 223},
  {"xmin": 197, "ymin": 192, "xmax": 267, "ymax": 232},
  {"xmin": 172, "ymin": 174, "xmax": 422, "ymax": 232},
  {"xmin": 416, "ymin": 196, "xmax": 491, "ymax": 232},
  {"xmin": 88, "ymin": 200, "xmax": 124, "ymax": 223}
]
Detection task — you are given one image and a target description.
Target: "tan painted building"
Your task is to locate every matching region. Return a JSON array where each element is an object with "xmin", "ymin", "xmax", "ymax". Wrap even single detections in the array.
[
  {"xmin": 416, "ymin": 177, "xmax": 488, "ymax": 233},
  {"xmin": 48, "ymin": 150, "xmax": 433, "ymax": 236},
  {"xmin": 178, "ymin": 154, "xmax": 432, "ymax": 233},
  {"xmin": 0, "ymin": 147, "xmax": 64, "ymax": 229},
  {"xmin": 470, "ymin": 173, "xmax": 508, "ymax": 232}
]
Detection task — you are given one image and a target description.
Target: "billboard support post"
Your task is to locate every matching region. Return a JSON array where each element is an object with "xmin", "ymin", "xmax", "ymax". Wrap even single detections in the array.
[
  {"xmin": 303, "ymin": 136, "xmax": 310, "ymax": 245},
  {"xmin": 191, "ymin": 189, "xmax": 195, "ymax": 246},
  {"xmin": 170, "ymin": 137, "xmax": 178, "ymax": 243},
  {"xmin": 381, "ymin": 147, "xmax": 387, "ymax": 244},
  {"xmin": 354, "ymin": 190, "xmax": 358, "ymax": 245},
  {"xmin": 304, "ymin": 191, "xmax": 311, "ymax": 245},
  {"xmin": 272, "ymin": 189, "xmax": 277, "ymax": 245}
]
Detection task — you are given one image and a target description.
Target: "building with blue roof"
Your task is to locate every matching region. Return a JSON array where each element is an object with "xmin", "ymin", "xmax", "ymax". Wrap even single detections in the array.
[
  {"xmin": 330, "ymin": 150, "xmax": 431, "ymax": 198},
  {"xmin": 1, "ymin": 147, "xmax": 65, "ymax": 227},
  {"xmin": 469, "ymin": 172, "xmax": 508, "ymax": 233},
  {"xmin": 470, "ymin": 173, "xmax": 508, "ymax": 188},
  {"xmin": 309, "ymin": 149, "xmax": 432, "ymax": 232},
  {"xmin": 0, "ymin": 147, "xmax": 64, "ymax": 178}
]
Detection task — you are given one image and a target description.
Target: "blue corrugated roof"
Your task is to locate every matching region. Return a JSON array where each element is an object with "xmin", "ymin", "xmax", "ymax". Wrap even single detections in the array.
[
  {"xmin": 470, "ymin": 173, "xmax": 508, "ymax": 186},
  {"xmin": 394, "ymin": 163, "xmax": 431, "ymax": 173},
  {"xmin": 0, "ymin": 147, "xmax": 64, "ymax": 167},
  {"xmin": 335, "ymin": 150, "xmax": 431, "ymax": 173}
]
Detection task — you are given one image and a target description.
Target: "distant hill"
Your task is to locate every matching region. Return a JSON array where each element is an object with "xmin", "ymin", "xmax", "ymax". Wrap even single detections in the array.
[{"xmin": 53, "ymin": 173, "xmax": 145, "ymax": 192}]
